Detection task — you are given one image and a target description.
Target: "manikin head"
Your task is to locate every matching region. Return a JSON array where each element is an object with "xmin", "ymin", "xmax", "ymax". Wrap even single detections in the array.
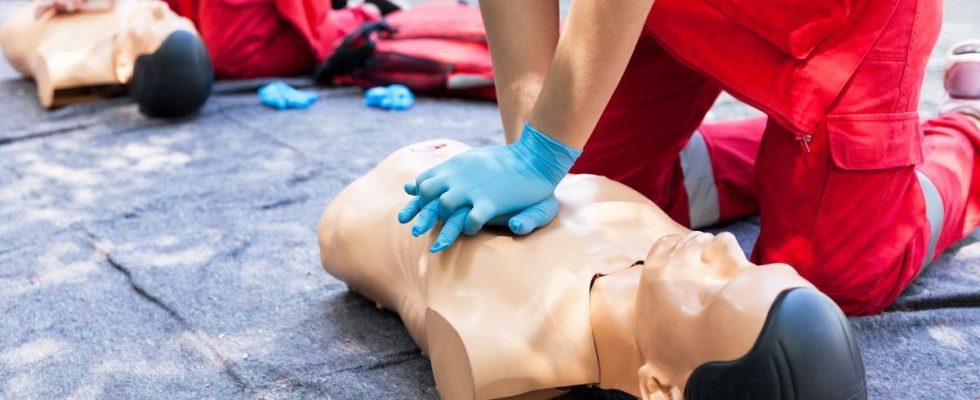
[
  {"xmin": 114, "ymin": 1, "xmax": 213, "ymax": 118},
  {"xmin": 0, "ymin": 0, "xmax": 212, "ymax": 116},
  {"xmin": 634, "ymin": 232, "xmax": 865, "ymax": 400}
]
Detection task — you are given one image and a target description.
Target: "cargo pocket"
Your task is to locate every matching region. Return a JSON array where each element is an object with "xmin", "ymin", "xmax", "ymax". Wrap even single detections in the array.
[
  {"xmin": 705, "ymin": 0, "xmax": 850, "ymax": 59},
  {"xmin": 805, "ymin": 112, "xmax": 923, "ymax": 302},
  {"xmin": 826, "ymin": 111, "xmax": 923, "ymax": 169}
]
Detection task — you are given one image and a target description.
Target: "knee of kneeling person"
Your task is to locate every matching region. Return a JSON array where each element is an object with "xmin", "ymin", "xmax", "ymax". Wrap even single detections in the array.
[
  {"xmin": 825, "ymin": 289, "xmax": 891, "ymax": 316},
  {"xmin": 795, "ymin": 266, "xmax": 895, "ymax": 316}
]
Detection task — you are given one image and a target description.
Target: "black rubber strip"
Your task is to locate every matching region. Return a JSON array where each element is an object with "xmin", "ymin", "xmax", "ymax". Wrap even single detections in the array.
[{"xmin": 685, "ymin": 287, "xmax": 867, "ymax": 400}]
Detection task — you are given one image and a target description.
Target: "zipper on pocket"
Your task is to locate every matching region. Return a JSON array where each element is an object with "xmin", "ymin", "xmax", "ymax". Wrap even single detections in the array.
[{"xmin": 796, "ymin": 134, "xmax": 813, "ymax": 153}]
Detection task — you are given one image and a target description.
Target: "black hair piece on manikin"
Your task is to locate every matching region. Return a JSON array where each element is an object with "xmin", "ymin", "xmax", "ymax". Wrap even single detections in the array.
[
  {"xmin": 130, "ymin": 30, "xmax": 213, "ymax": 118},
  {"xmin": 684, "ymin": 287, "xmax": 867, "ymax": 400}
]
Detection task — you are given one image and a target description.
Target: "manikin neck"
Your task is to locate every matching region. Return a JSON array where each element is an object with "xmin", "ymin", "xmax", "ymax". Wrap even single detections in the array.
[{"xmin": 589, "ymin": 265, "xmax": 645, "ymax": 397}]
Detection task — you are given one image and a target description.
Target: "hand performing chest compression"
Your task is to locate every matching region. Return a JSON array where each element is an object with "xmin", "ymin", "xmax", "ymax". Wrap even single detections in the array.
[{"xmin": 397, "ymin": 123, "xmax": 581, "ymax": 252}]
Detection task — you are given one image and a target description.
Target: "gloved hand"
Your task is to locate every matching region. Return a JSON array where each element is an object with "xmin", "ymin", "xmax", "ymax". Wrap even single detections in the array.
[
  {"xmin": 398, "ymin": 122, "xmax": 581, "ymax": 252},
  {"xmin": 258, "ymin": 81, "xmax": 318, "ymax": 110}
]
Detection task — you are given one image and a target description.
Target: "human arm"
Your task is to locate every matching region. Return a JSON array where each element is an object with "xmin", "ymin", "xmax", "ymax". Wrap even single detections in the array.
[
  {"xmin": 400, "ymin": 0, "xmax": 656, "ymax": 251},
  {"xmin": 526, "ymin": 0, "xmax": 654, "ymax": 149},
  {"xmin": 479, "ymin": 0, "xmax": 559, "ymax": 143}
]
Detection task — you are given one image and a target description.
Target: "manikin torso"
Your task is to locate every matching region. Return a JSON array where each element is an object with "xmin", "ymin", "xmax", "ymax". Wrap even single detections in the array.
[
  {"xmin": 318, "ymin": 140, "xmax": 816, "ymax": 400},
  {"xmin": 0, "ymin": 0, "xmax": 196, "ymax": 107}
]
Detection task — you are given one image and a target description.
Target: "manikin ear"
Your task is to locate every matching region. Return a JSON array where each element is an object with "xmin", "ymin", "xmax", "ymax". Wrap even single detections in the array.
[{"xmin": 637, "ymin": 364, "xmax": 678, "ymax": 400}]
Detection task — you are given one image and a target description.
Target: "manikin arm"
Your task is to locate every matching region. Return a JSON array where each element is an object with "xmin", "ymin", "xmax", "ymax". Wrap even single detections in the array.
[{"xmin": 35, "ymin": 0, "xmax": 115, "ymax": 19}]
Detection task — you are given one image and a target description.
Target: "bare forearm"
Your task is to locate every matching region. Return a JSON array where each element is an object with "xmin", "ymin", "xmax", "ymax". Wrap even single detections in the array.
[
  {"xmin": 480, "ymin": 0, "xmax": 559, "ymax": 143},
  {"xmin": 527, "ymin": 0, "xmax": 654, "ymax": 149}
]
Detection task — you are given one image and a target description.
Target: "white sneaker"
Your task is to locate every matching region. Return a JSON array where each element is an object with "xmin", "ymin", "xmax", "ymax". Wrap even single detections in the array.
[{"xmin": 940, "ymin": 40, "xmax": 980, "ymax": 117}]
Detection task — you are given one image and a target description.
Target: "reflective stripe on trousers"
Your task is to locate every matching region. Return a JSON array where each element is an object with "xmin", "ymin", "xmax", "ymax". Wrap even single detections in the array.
[
  {"xmin": 680, "ymin": 130, "xmax": 720, "ymax": 228},
  {"xmin": 916, "ymin": 170, "xmax": 944, "ymax": 269},
  {"xmin": 679, "ymin": 134, "xmax": 946, "ymax": 269}
]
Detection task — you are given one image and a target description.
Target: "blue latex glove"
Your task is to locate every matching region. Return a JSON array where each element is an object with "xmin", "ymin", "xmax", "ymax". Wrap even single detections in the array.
[
  {"xmin": 364, "ymin": 84, "xmax": 414, "ymax": 110},
  {"xmin": 258, "ymin": 81, "xmax": 317, "ymax": 110},
  {"xmin": 398, "ymin": 122, "xmax": 581, "ymax": 252}
]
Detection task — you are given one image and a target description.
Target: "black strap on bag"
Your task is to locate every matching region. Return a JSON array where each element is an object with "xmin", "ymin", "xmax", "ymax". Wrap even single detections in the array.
[{"xmin": 313, "ymin": 20, "xmax": 396, "ymax": 85}]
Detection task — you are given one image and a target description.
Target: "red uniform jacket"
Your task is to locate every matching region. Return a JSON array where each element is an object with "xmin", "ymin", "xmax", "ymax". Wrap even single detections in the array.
[{"xmin": 649, "ymin": 0, "xmax": 902, "ymax": 133}]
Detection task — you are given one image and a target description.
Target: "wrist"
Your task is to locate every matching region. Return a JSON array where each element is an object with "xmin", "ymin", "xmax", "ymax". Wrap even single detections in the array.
[{"xmin": 510, "ymin": 122, "xmax": 582, "ymax": 185}]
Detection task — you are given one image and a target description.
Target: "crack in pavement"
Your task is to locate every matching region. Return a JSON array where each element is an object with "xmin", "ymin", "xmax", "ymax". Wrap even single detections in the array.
[
  {"xmin": 0, "ymin": 106, "xmax": 173, "ymax": 147},
  {"xmin": 101, "ymin": 251, "xmax": 190, "ymax": 326},
  {"xmin": 0, "ymin": 118, "xmax": 102, "ymax": 146},
  {"xmin": 220, "ymin": 111, "xmax": 311, "ymax": 161},
  {"xmin": 246, "ymin": 348, "xmax": 421, "ymax": 398},
  {"xmin": 288, "ymin": 168, "xmax": 318, "ymax": 186},
  {"xmin": 251, "ymin": 348, "xmax": 423, "ymax": 396},
  {"xmin": 890, "ymin": 293, "xmax": 980, "ymax": 312},
  {"xmin": 76, "ymin": 225, "xmax": 253, "ymax": 392},
  {"xmin": 258, "ymin": 194, "xmax": 311, "ymax": 211},
  {"xmin": 319, "ymin": 349, "xmax": 422, "ymax": 378}
]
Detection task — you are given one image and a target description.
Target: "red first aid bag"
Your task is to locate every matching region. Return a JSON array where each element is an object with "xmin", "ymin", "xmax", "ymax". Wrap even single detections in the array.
[{"xmin": 313, "ymin": 1, "xmax": 495, "ymax": 100}]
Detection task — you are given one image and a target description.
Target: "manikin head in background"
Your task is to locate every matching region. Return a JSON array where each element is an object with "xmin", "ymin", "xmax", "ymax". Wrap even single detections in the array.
[{"xmin": 0, "ymin": 0, "xmax": 212, "ymax": 117}]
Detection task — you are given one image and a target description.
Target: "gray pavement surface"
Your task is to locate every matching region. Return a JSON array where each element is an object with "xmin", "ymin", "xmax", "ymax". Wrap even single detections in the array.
[{"xmin": 0, "ymin": 1, "xmax": 979, "ymax": 399}]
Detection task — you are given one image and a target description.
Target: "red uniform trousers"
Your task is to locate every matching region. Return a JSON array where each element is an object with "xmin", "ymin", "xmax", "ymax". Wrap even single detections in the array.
[
  {"xmin": 570, "ymin": 0, "xmax": 980, "ymax": 315},
  {"xmin": 167, "ymin": 0, "xmax": 379, "ymax": 79}
]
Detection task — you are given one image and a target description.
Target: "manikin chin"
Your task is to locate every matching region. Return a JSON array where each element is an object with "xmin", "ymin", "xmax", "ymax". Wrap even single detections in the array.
[{"xmin": 318, "ymin": 140, "xmax": 867, "ymax": 400}]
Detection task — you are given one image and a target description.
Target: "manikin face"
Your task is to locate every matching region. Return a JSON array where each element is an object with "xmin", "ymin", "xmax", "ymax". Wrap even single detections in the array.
[
  {"xmin": 634, "ymin": 232, "xmax": 810, "ymax": 400},
  {"xmin": 112, "ymin": 0, "xmax": 197, "ymax": 83}
]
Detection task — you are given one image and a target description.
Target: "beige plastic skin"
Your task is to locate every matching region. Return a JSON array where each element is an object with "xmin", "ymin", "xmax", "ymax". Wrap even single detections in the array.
[
  {"xmin": 318, "ymin": 140, "xmax": 814, "ymax": 400},
  {"xmin": 0, "ymin": 0, "xmax": 197, "ymax": 107},
  {"xmin": 592, "ymin": 233, "xmax": 814, "ymax": 399}
]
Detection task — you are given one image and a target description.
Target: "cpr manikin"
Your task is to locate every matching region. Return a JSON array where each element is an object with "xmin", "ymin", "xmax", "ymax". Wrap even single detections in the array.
[
  {"xmin": 0, "ymin": 0, "xmax": 212, "ymax": 117},
  {"xmin": 318, "ymin": 140, "xmax": 867, "ymax": 400}
]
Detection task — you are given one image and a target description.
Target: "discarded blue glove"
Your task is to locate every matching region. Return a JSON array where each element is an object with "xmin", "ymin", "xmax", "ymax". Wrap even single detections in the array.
[
  {"xmin": 364, "ymin": 84, "xmax": 414, "ymax": 110},
  {"xmin": 258, "ymin": 81, "xmax": 317, "ymax": 110},
  {"xmin": 398, "ymin": 122, "xmax": 581, "ymax": 252}
]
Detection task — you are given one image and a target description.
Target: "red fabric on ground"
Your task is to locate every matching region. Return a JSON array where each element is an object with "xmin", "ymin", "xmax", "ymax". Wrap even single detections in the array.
[
  {"xmin": 332, "ymin": 2, "xmax": 496, "ymax": 100},
  {"xmin": 573, "ymin": 0, "xmax": 974, "ymax": 315},
  {"xmin": 166, "ymin": 0, "xmax": 378, "ymax": 79}
]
